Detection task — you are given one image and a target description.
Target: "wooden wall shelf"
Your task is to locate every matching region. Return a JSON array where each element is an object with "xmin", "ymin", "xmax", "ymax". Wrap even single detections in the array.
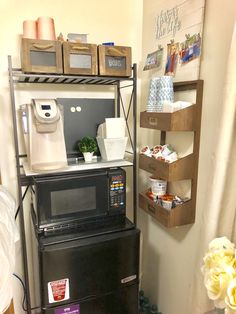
[{"xmin": 138, "ymin": 80, "xmax": 203, "ymax": 228}]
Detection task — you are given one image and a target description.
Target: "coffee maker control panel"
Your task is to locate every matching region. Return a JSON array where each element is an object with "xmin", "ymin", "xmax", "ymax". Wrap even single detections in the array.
[{"xmin": 33, "ymin": 99, "xmax": 59, "ymax": 122}]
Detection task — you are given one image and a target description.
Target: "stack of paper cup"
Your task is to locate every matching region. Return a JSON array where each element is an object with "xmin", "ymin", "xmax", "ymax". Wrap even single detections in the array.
[
  {"xmin": 157, "ymin": 76, "xmax": 174, "ymax": 111},
  {"xmin": 22, "ymin": 17, "xmax": 56, "ymax": 40},
  {"xmin": 146, "ymin": 76, "xmax": 174, "ymax": 112},
  {"xmin": 146, "ymin": 77, "xmax": 160, "ymax": 112},
  {"xmin": 37, "ymin": 17, "xmax": 56, "ymax": 40},
  {"xmin": 23, "ymin": 20, "xmax": 37, "ymax": 39}
]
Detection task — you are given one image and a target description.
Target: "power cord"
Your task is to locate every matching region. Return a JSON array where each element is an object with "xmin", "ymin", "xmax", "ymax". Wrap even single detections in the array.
[
  {"xmin": 13, "ymin": 273, "xmax": 40, "ymax": 312},
  {"xmin": 13, "ymin": 273, "xmax": 27, "ymax": 311}
]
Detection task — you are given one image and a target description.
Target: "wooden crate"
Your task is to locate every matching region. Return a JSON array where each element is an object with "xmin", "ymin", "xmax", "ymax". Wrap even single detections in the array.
[
  {"xmin": 21, "ymin": 38, "xmax": 63, "ymax": 74},
  {"xmin": 98, "ymin": 45, "xmax": 132, "ymax": 77},
  {"xmin": 63, "ymin": 42, "xmax": 98, "ymax": 75}
]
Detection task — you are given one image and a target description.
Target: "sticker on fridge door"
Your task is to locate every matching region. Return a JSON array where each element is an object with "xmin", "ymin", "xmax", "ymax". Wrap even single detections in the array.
[
  {"xmin": 55, "ymin": 304, "xmax": 80, "ymax": 314},
  {"xmin": 48, "ymin": 278, "xmax": 70, "ymax": 303}
]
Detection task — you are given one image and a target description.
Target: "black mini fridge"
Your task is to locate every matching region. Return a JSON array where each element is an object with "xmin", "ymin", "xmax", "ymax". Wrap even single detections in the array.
[{"xmin": 32, "ymin": 220, "xmax": 140, "ymax": 314}]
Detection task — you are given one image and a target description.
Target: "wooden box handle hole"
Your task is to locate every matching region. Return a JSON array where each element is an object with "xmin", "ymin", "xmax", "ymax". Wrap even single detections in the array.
[
  {"xmin": 33, "ymin": 44, "xmax": 53, "ymax": 50},
  {"xmin": 72, "ymin": 46, "xmax": 89, "ymax": 51}
]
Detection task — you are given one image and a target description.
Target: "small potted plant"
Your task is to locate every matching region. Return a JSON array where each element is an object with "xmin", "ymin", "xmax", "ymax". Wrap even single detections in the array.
[{"xmin": 78, "ymin": 136, "xmax": 98, "ymax": 162}]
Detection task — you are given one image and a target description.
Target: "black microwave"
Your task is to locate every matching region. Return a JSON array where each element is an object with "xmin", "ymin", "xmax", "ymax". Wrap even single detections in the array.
[{"xmin": 31, "ymin": 168, "xmax": 126, "ymax": 235}]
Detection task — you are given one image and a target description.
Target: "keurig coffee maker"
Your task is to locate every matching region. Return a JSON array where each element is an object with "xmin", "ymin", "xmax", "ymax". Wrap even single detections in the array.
[{"xmin": 20, "ymin": 99, "xmax": 67, "ymax": 172}]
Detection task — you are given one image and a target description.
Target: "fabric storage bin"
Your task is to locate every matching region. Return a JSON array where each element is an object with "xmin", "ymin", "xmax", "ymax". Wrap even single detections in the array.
[
  {"xmin": 63, "ymin": 42, "xmax": 98, "ymax": 75},
  {"xmin": 98, "ymin": 45, "xmax": 132, "ymax": 77},
  {"xmin": 21, "ymin": 38, "xmax": 63, "ymax": 73}
]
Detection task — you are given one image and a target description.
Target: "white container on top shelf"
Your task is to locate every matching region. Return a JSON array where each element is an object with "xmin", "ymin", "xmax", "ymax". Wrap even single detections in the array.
[
  {"xmin": 97, "ymin": 136, "xmax": 128, "ymax": 161},
  {"xmin": 97, "ymin": 118, "xmax": 125, "ymax": 138},
  {"xmin": 96, "ymin": 117, "xmax": 127, "ymax": 161}
]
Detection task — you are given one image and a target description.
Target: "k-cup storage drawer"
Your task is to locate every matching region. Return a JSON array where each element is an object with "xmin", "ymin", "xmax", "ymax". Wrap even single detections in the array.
[
  {"xmin": 63, "ymin": 42, "xmax": 98, "ymax": 75},
  {"xmin": 98, "ymin": 45, "xmax": 132, "ymax": 77},
  {"xmin": 21, "ymin": 38, "xmax": 63, "ymax": 74}
]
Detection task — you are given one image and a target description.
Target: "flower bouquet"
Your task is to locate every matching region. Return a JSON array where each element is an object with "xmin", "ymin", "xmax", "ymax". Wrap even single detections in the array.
[{"xmin": 202, "ymin": 237, "xmax": 236, "ymax": 313}]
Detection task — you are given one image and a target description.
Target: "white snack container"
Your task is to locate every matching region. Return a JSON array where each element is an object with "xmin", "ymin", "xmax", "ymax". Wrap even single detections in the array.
[{"xmin": 149, "ymin": 177, "xmax": 167, "ymax": 196}]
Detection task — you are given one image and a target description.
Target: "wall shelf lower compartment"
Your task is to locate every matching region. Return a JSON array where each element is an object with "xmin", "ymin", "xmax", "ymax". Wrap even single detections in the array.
[
  {"xmin": 139, "ymin": 153, "xmax": 194, "ymax": 181},
  {"xmin": 139, "ymin": 191, "xmax": 195, "ymax": 228}
]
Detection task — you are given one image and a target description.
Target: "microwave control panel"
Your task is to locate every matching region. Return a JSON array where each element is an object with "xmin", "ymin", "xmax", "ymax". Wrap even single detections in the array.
[{"xmin": 109, "ymin": 170, "xmax": 126, "ymax": 209}]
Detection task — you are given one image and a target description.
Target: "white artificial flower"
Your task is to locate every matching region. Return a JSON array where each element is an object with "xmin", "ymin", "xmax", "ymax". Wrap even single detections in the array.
[
  {"xmin": 204, "ymin": 265, "xmax": 236, "ymax": 308},
  {"xmin": 209, "ymin": 237, "xmax": 235, "ymax": 253},
  {"xmin": 225, "ymin": 278, "xmax": 236, "ymax": 313}
]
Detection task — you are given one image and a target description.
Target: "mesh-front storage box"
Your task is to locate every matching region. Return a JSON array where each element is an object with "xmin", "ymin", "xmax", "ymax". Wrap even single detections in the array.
[
  {"xmin": 98, "ymin": 45, "xmax": 132, "ymax": 77},
  {"xmin": 63, "ymin": 42, "xmax": 98, "ymax": 75},
  {"xmin": 21, "ymin": 38, "xmax": 63, "ymax": 74}
]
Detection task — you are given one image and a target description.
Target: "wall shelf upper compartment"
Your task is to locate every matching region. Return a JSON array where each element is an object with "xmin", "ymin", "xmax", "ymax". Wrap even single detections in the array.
[{"xmin": 140, "ymin": 105, "xmax": 196, "ymax": 131}]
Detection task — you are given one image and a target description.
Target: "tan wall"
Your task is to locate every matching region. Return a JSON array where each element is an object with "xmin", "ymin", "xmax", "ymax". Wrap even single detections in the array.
[
  {"xmin": 0, "ymin": 1, "xmax": 143, "ymax": 312},
  {"xmin": 138, "ymin": 1, "xmax": 236, "ymax": 313}
]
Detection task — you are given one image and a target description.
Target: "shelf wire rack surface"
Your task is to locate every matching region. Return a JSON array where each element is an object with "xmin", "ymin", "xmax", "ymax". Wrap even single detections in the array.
[{"xmin": 11, "ymin": 68, "xmax": 134, "ymax": 85}]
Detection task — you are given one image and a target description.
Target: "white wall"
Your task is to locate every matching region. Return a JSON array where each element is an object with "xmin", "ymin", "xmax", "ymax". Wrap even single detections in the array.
[
  {"xmin": 138, "ymin": 1, "xmax": 236, "ymax": 313},
  {"xmin": 0, "ymin": 1, "xmax": 143, "ymax": 312}
]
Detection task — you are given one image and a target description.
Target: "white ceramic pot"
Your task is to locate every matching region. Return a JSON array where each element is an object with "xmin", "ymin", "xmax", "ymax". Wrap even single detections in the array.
[{"xmin": 83, "ymin": 152, "xmax": 94, "ymax": 162}]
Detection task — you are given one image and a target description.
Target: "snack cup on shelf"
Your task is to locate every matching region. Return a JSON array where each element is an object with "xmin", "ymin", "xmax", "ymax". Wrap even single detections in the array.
[
  {"xmin": 161, "ymin": 194, "xmax": 174, "ymax": 202},
  {"xmin": 161, "ymin": 144, "xmax": 174, "ymax": 157},
  {"xmin": 151, "ymin": 145, "xmax": 162, "ymax": 159},
  {"xmin": 152, "ymin": 145, "xmax": 162, "ymax": 153},
  {"xmin": 165, "ymin": 151, "xmax": 178, "ymax": 163},
  {"xmin": 151, "ymin": 150, "xmax": 162, "ymax": 159},
  {"xmin": 146, "ymin": 189, "xmax": 157, "ymax": 201},
  {"xmin": 160, "ymin": 194, "xmax": 174, "ymax": 210},
  {"xmin": 162, "ymin": 199, "xmax": 173, "ymax": 210},
  {"xmin": 140, "ymin": 146, "xmax": 152, "ymax": 156},
  {"xmin": 149, "ymin": 177, "xmax": 167, "ymax": 196}
]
